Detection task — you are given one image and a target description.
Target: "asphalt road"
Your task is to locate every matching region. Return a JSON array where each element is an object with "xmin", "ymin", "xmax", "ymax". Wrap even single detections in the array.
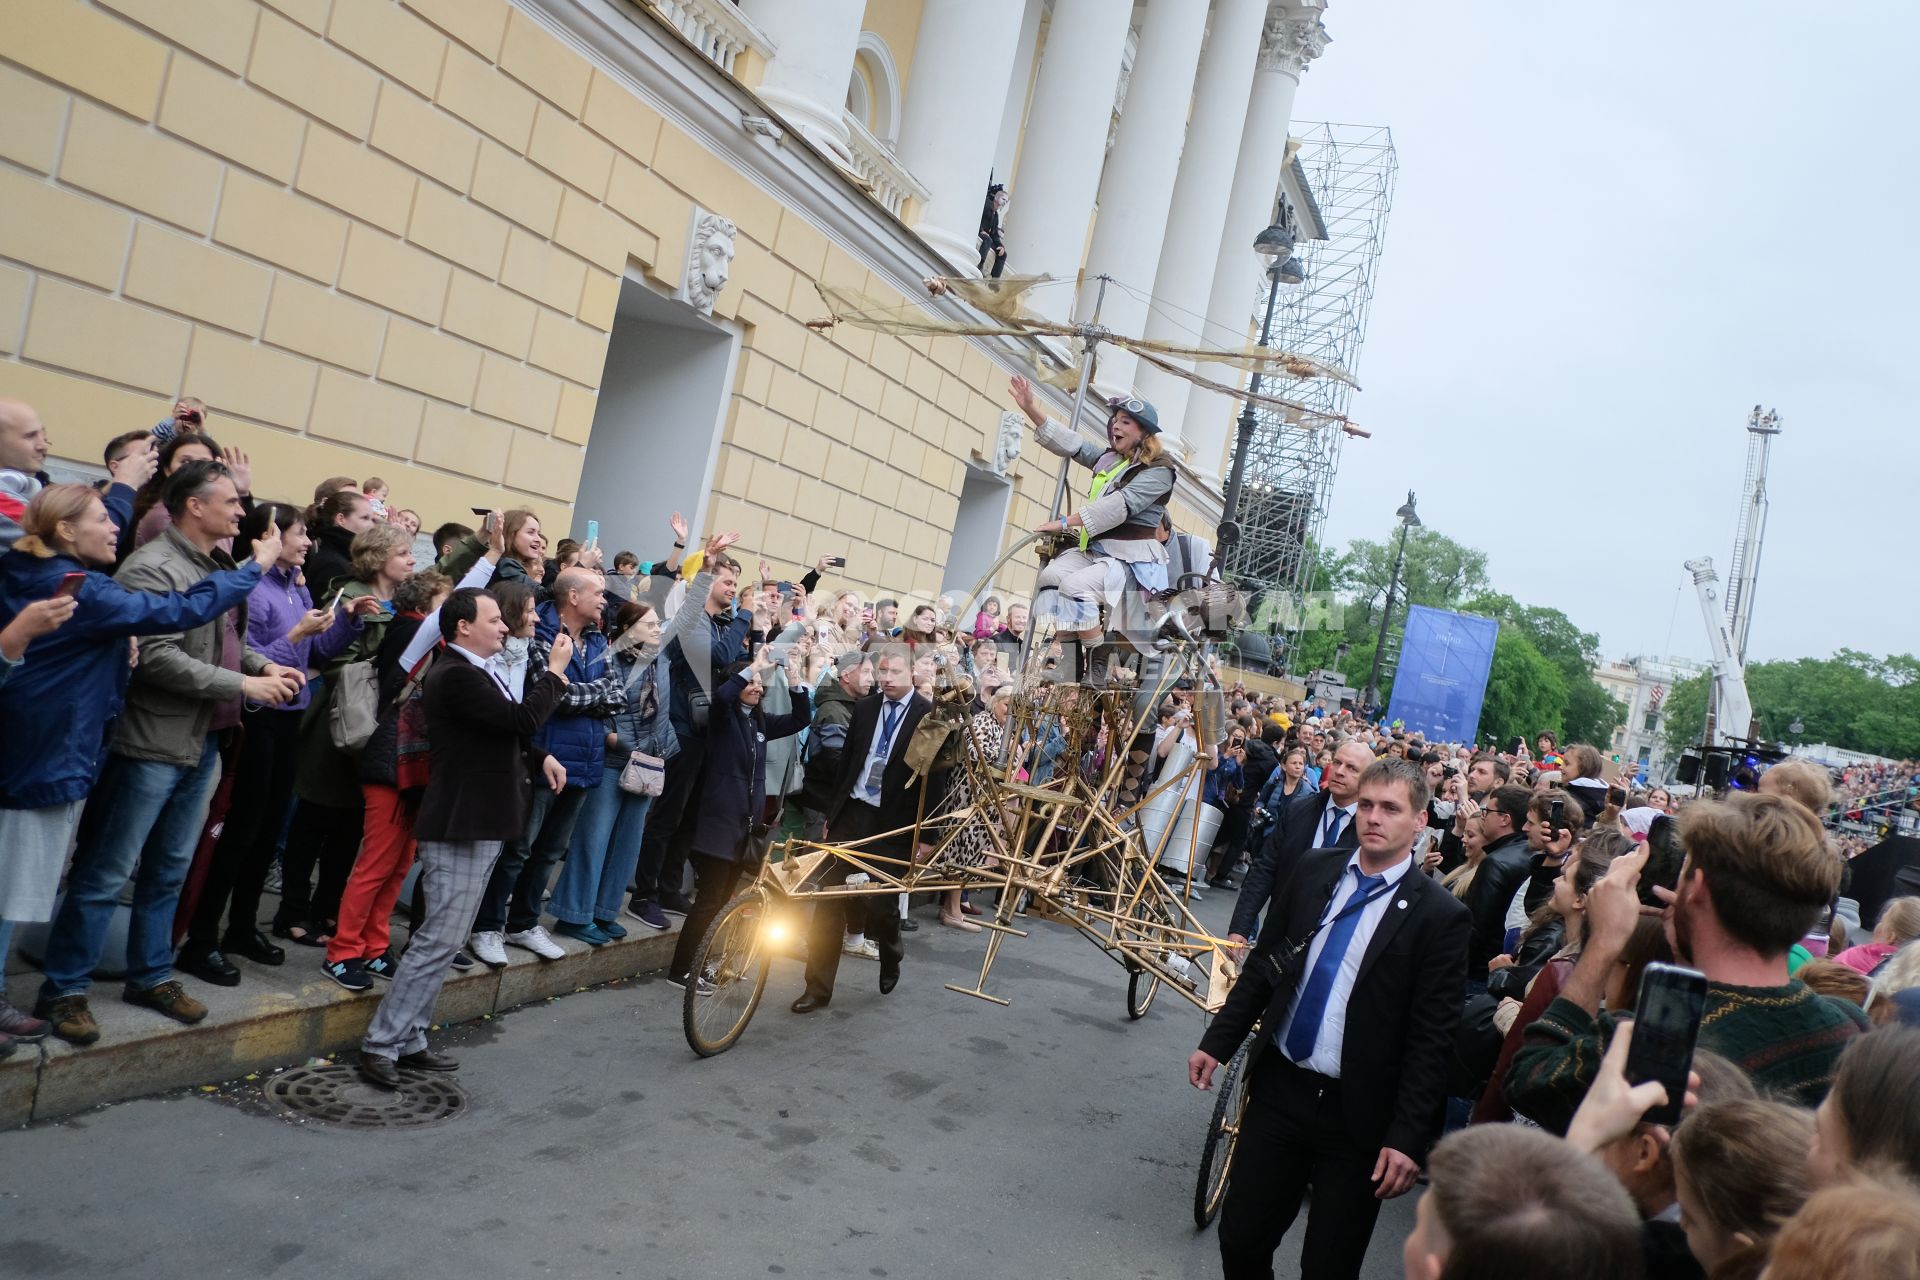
[{"xmin": 0, "ymin": 887, "xmax": 1416, "ymax": 1279}]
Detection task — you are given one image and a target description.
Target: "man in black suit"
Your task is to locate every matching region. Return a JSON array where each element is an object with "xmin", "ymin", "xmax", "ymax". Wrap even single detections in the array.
[
  {"xmin": 1190, "ymin": 756, "xmax": 1469, "ymax": 1280},
  {"xmin": 793, "ymin": 647, "xmax": 936, "ymax": 1011},
  {"xmin": 358, "ymin": 589, "xmax": 570, "ymax": 1088},
  {"xmin": 1226, "ymin": 739, "xmax": 1372, "ymax": 957}
]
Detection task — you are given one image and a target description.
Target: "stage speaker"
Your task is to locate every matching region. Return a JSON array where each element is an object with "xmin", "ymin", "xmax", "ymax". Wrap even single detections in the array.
[
  {"xmin": 1676, "ymin": 753, "xmax": 1701, "ymax": 785},
  {"xmin": 1704, "ymin": 753, "xmax": 1731, "ymax": 790}
]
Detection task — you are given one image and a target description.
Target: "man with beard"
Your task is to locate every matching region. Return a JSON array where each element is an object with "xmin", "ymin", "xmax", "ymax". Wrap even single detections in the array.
[{"xmin": 1505, "ymin": 792, "xmax": 1869, "ymax": 1134}]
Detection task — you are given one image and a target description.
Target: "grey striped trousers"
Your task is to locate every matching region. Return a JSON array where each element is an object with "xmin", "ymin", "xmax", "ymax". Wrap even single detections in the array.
[{"xmin": 362, "ymin": 839, "xmax": 503, "ymax": 1061}]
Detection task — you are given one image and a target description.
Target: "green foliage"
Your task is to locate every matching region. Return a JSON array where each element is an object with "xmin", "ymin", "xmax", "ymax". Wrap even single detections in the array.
[
  {"xmin": 1477, "ymin": 629, "xmax": 1569, "ymax": 748},
  {"xmin": 1665, "ymin": 652, "xmax": 1920, "ymax": 759},
  {"xmin": 1462, "ymin": 592, "xmax": 1625, "ymax": 746}
]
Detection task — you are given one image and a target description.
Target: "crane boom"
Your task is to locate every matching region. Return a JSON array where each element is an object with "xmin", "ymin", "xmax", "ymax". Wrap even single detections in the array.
[{"xmin": 1685, "ymin": 557, "xmax": 1753, "ymax": 746}]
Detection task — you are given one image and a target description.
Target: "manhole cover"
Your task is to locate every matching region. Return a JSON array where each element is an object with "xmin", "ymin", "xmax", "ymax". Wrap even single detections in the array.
[{"xmin": 261, "ymin": 1065, "xmax": 468, "ymax": 1129}]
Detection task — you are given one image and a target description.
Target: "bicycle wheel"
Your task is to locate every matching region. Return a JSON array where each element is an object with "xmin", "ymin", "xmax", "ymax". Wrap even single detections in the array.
[
  {"xmin": 1127, "ymin": 966, "xmax": 1161, "ymax": 1020},
  {"xmin": 1193, "ymin": 1039, "xmax": 1252, "ymax": 1227},
  {"xmin": 682, "ymin": 888, "xmax": 775, "ymax": 1058}
]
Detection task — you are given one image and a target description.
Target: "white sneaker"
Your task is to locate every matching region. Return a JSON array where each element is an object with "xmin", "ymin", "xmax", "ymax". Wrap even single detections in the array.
[
  {"xmin": 505, "ymin": 926, "xmax": 565, "ymax": 961},
  {"xmin": 842, "ymin": 938, "xmax": 880, "ymax": 962},
  {"xmin": 468, "ymin": 930, "xmax": 509, "ymax": 968}
]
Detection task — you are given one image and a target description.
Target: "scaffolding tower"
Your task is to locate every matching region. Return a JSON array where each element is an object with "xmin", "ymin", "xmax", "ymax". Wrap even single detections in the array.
[{"xmin": 1225, "ymin": 123, "xmax": 1396, "ymax": 665}]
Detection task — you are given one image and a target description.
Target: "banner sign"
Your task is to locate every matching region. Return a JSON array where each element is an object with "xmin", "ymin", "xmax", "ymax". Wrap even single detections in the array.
[{"xmin": 1384, "ymin": 605, "xmax": 1500, "ymax": 743}]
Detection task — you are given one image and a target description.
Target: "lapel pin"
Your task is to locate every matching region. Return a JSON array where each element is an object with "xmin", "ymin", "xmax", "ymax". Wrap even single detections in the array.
[{"xmin": 1396, "ymin": 899, "xmax": 1408, "ymax": 910}]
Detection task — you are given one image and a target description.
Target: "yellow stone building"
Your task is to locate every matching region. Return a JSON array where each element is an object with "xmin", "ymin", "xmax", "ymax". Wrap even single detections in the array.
[{"xmin": 0, "ymin": 0, "xmax": 1331, "ymax": 607}]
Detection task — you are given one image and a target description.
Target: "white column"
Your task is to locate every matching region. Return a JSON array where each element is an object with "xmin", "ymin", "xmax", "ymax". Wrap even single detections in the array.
[
  {"xmin": 991, "ymin": 0, "xmax": 1047, "ymax": 186},
  {"xmin": 738, "ymin": 0, "xmax": 867, "ymax": 164},
  {"xmin": 1183, "ymin": 4, "xmax": 1330, "ymax": 481},
  {"xmin": 1131, "ymin": 0, "xmax": 1269, "ymax": 454},
  {"xmin": 895, "ymin": 0, "xmax": 1028, "ymax": 273},
  {"xmin": 1078, "ymin": 0, "xmax": 1210, "ymax": 389},
  {"xmin": 996, "ymin": 0, "xmax": 1135, "ymax": 321}
]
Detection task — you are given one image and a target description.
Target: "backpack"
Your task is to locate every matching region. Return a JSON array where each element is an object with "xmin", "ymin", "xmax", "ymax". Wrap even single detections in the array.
[
  {"xmin": 327, "ymin": 659, "xmax": 380, "ymax": 752},
  {"xmin": 393, "ymin": 644, "xmax": 442, "ymax": 793}
]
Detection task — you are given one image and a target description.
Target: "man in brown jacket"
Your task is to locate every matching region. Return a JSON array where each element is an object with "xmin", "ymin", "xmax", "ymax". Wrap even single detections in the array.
[{"xmin": 358, "ymin": 588, "xmax": 570, "ymax": 1088}]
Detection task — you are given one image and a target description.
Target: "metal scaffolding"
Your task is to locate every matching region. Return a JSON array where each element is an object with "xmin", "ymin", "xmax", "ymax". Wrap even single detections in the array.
[{"xmin": 1224, "ymin": 123, "xmax": 1396, "ymax": 664}]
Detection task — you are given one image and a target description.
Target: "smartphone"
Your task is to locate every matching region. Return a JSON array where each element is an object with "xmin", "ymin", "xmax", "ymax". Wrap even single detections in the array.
[
  {"xmin": 55, "ymin": 572, "xmax": 87, "ymax": 599},
  {"xmin": 825, "ymin": 555, "xmax": 846, "ymax": 568},
  {"xmin": 469, "ymin": 507, "xmax": 497, "ymax": 536},
  {"xmin": 322, "ymin": 585, "xmax": 348, "ymax": 615},
  {"xmin": 584, "ymin": 519, "xmax": 599, "ymax": 549},
  {"xmin": 1549, "ymin": 796, "xmax": 1566, "ymax": 835},
  {"xmin": 1623, "ymin": 962, "xmax": 1708, "ymax": 1127},
  {"xmin": 1506, "ymin": 735, "xmax": 1525, "ymax": 756}
]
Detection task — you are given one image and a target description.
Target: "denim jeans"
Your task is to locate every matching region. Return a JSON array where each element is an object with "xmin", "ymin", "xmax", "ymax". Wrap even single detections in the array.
[
  {"xmin": 475, "ymin": 784, "xmax": 588, "ymax": 935},
  {"xmin": 550, "ymin": 767, "xmax": 652, "ymax": 925},
  {"xmin": 40, "ymin": 740, "xmax": 221, "ymax": 997}
]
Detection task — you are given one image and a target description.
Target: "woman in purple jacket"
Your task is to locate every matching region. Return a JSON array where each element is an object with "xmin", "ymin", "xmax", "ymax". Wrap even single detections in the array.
[{"xmin": 174, "ymin": 503, "xmax": 379, "ymax": 985}]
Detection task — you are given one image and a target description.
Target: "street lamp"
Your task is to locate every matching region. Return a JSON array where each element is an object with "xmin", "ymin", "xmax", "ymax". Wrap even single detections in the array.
[
  {"xmin": 1218, "ymin": 204, "xmax": 1302, "ymax": 558},
  {"xmin": 1362, "ymin": 489, "xmax": 1420, "ymax": 713}
]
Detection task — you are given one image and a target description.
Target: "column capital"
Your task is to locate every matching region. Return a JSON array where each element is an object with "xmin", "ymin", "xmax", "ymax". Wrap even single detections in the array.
[{"xmin": 1259, "ymin": 5, "xmax": 1331, "ymax": 75}]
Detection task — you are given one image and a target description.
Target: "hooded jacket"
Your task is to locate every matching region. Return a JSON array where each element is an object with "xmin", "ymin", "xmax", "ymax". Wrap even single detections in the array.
[
  {"xmin": 0, "ymin": 546, "xmax": 263, "ymax": 805},
  {"xmin": 305, "ymin": 523, "xmax": 357, "ymax": 600}
]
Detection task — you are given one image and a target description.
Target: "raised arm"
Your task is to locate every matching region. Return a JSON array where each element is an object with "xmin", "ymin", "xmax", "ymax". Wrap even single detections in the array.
[{"xmin": 1010, "ymin": 375, "xmax": 1105, "ymax": 471}]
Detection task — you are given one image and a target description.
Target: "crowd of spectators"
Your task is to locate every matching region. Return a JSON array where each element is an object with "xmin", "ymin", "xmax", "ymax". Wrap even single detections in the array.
[{"xmin": 6, "ymin": 388, "xmax": 1920, "ymax": 1280}]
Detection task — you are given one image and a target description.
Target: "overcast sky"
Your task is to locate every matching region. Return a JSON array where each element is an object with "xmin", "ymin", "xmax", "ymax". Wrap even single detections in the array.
[{"xmin": 1292, "ymin": 3, "xmax": 1918, "ymax": 667}]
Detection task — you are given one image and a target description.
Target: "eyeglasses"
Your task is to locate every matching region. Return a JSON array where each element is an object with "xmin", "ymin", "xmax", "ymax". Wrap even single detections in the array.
[{"xmin": 1107, "ymin": 396, "xmax": 1147, "ymax": 415}]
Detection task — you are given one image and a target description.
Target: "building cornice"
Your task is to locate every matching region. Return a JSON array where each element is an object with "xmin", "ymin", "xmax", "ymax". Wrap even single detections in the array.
[{"xmin": 514, "ymin": 0, "xmax": 1224, "ymax": 520}]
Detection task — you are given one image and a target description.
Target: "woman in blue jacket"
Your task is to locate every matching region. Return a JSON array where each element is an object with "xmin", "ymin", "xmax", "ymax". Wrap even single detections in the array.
[
  {"xmin": 0, "ymin": 484, "xmax": 276, "ymax": 1035},
  {"xmin": 665, "ymin": 645, "xmax": 811, "ymax": 993}
]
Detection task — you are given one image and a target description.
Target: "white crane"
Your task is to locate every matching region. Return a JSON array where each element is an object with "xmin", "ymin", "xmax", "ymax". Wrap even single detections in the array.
[
  {"xmin": 1724, "ymin": 406, "xmax": 1782, "ymax": 665},
  {"xmin": 1685, "ymin": 557, "xmax": 1753, "ymax": 747}
]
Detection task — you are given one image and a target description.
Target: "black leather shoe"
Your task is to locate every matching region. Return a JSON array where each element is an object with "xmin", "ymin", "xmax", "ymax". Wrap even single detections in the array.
[
  {"xmin": 222, "ymin": 929, "xmax": 285, "ymax": 966},
  {"xmin": 898, "ymin": 917, "xmax": 920, "ymax": 933},
  {"xmin": 176, "ymin": 947, "xmax": 241, "ymax": 987},
  {"xmin": 790, "ymin": 993, "xmax": 830, "ymax": 1014},
  {"xmin": 357, "ymin": 1051, "xmax": 402, "ymax": 1090},
  {"xmin": 398, "ymin": 1049, "xmax": 459, "ymax": 1073},
  {"xmin": 878, "ymin": 963, "xmax": 900, "ymax": 995}
]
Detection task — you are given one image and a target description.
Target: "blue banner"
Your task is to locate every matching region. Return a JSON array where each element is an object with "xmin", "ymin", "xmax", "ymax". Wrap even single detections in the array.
[{"xmin": 1385, "ymin": 606, "xmax": 1499, "ymax": 743}]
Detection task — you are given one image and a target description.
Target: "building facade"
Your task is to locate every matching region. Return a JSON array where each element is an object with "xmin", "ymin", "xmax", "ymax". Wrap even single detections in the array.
[
  {"xmin": 1594, "ymin": 655, "xmax": 1706, "ymax": 783},
  {"xmin": 0, "ymin": 0, "xmax": 1331, "ymax": 608}
]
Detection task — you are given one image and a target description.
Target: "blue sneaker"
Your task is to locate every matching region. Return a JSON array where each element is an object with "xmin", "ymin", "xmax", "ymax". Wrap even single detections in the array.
[
  {"xmin": 627, "ymin": 898, "xmax": 670, "ymax": 931},
  {"xmin": 593, "ymin": 919, "xmax": 629, "ymax": 940},
  {"xmin": 552, "ymin": 920, "xmax": 611, "ymax": 947},
  {"xmin": 323, "ymin": 958, "xmax": 372, "ymax": 992},
  {"xmin": 362, "ymin": 951, "xmax": 398, "ymax": 980}
]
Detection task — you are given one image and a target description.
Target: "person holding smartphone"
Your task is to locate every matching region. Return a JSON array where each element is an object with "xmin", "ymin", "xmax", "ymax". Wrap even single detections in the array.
[{"xmin": 1506, "ymin": 793, "xmax": 1872, "ymax": 1134}]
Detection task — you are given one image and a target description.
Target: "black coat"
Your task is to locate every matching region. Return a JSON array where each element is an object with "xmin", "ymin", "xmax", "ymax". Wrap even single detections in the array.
[
  {"xmin": 1199, "ymin": 847, "xmax": 1471, "ymax": 1163},
  {"xmin": 1236, "ymin": 739, "xmax": 1280, "ymax": 813},
  {"xmin": 822, "ymin": 690, "xmax": 937, "ymax": 857},
  {"xmin": 414, "ymin": 653, "xmax": 566, "ymax": 843},
  {"xmin": 1229, "ymin": 788, "xmax": 1360, "ymax": 940},
  {"xmin": 1463, "ymin": 831, "xmax": 1533, "ymax": 980},
  {"xmin": 305, "ymin": 524, "xmax": 357, "ymax": 601},
  {"xmin": 688, "ymin": 671, "xmax": 811, "ymax": 861}
]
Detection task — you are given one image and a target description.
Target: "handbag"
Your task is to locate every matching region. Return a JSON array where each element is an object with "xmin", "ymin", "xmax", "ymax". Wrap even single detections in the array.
[
  {"xmin": 619, "ymin": 750, "xmax": 666, "ymax": 796},
  {"xmin": 327, "ymin": 658, "xmax": 380, "ymax": 752}
]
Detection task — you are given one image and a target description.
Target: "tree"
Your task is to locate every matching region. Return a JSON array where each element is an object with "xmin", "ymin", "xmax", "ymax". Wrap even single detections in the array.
[
  {"xmin": 1662, "ymin": 651, "xmax": 1920, "ymax": 760},
  {"xmin": 1477, "ymin": 629, "xmax": 1568, "ymax": 749},
  {"xmin": 1462, "ymin": 592, "xmax": 1626, "ymax": 746},
  {"xmin": 1333, "ymin": 527, "xmax": 1490, "ymax": 615}
]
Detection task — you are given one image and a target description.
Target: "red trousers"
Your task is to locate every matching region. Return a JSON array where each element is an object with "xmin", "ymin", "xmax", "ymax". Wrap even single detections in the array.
[{"xmin": 326, "ymin": 784, "xmax": 416, "ymax": 964}]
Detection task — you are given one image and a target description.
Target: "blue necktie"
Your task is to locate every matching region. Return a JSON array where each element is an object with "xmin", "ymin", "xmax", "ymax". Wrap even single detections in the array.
[
  {"xmin": 878, "ymin": 700, "xmax": 902, "ymax": 754},
  {"xmin": 1284, "ymin": 867, "xmax": 1388, "ymax": 1063},
  {"xmin": 1320, "ymin": 806, "xmax": 1346, "ymax": 847}
]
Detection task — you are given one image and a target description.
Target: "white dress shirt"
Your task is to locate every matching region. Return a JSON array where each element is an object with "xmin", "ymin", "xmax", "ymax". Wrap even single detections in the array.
[
  {"xmin": 851, "ymin": 695, "xmax": 911, "ymax": 807},
  {"xmin": 1276, "ymin": 850, "xmax": 1415, "ymax": 1076},
  {"xmin": 1314, "ymin": 798, "xmax": 1357, "ymax": 848}
]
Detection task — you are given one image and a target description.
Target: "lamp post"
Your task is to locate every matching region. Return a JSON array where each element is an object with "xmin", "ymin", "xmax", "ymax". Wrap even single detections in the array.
[
  {"xmin": 1217, "ymin": 207, "xmax": 1303, "ymax": 557},
  {"xmin": 1362, "ymin": 490, "xmax": 1420, "ymax": 713}
]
